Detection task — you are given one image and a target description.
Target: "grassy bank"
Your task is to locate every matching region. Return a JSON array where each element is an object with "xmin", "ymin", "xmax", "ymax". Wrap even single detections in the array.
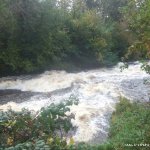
[{"xmin": 108, "ymin": 98, "xmax": 150, "ymax": 150}]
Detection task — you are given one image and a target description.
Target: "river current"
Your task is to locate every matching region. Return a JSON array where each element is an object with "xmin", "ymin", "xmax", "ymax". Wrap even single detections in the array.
[{"xmin": 0, "ymin": 62, "xmax": 150, "ymax": 143}]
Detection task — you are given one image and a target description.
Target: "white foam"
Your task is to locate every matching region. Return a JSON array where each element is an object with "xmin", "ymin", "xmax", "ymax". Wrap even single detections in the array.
[{"xmin": 0, "ymin": 62, "xmax": 150, "ymax": 143}]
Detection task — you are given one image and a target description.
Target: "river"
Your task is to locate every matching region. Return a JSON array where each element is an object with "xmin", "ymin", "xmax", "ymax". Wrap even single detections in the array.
[{"xmin": 0, "ymin": 62, "xmax": 150, "ymax": 143}]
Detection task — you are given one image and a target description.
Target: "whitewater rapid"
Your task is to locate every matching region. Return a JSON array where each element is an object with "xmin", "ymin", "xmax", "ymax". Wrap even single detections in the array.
[{"xmin": 0, "ymin": 62, "xmax": 150, "ymax": 143}]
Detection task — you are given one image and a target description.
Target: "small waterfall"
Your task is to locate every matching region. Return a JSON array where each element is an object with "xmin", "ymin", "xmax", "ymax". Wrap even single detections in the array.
[{"xmin": 0, "ymin": 62, "xmax": 150, "ymax": 143}]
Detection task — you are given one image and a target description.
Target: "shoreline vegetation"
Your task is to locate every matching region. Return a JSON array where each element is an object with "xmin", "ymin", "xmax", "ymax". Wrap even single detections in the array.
[
  {"xmin": 0, "ymin": 0, "xmax": 150, "ymax": 77},
  {"xmin": 0, "ymin": 97, "xmax": 149, "ymax": 150}
]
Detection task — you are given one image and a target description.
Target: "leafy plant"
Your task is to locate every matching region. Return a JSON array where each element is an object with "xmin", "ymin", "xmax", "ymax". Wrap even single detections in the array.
[{"xmin": 0, "ymin": 96, "xmax": 79, "ymax": 149}]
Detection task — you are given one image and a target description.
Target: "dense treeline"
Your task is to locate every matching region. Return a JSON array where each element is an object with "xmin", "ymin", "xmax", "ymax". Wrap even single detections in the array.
[{"xmin": 0, "ymin": 0, "xmax": 149, "ymax": 76}]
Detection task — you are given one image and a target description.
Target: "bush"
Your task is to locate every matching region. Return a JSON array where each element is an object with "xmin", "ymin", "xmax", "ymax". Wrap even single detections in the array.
[{"xmin": 0, "ymin": 97, "xmax": 79, "ymax": 149}]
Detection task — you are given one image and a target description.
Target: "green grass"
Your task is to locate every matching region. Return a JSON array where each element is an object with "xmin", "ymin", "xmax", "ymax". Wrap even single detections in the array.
[{"xmin": 107, "ymin": 98, "xmax": 150, "ymax": 150}]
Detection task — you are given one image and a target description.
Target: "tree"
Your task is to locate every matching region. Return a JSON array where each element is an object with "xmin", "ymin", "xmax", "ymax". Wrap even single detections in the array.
[{"xmin": 123, "ymin": 0, "xmax": 150, "ymax": 61}]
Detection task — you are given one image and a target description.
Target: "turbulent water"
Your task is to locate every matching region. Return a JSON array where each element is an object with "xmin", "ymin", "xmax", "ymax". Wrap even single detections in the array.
[{"xmin": 0, "ymin": 62, "xmax": 150, "ymax": 143}]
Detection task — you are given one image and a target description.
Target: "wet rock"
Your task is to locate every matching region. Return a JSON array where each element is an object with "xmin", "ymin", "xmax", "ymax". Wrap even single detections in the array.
[{"xmin": 120, "ymin": 78, "xmax": 150, "ymax": 102}]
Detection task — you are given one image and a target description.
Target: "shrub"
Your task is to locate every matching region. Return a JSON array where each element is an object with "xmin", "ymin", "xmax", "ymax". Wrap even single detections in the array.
[{"xmin": 0, "ymin": 96, "xmax": 79, "ymax": 149}]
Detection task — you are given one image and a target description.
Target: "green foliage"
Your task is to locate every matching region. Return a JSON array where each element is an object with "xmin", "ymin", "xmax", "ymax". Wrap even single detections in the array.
[
  {"xmin": 0, "ymin": 0, "xmax": 129, "ymax": 76},
  {"xmin": 1, "ymin": 0, "xmax": 150, "ymax": 76},
  {"xmin": 122, "ymin": 0, "xmax": 150, "ymax": 61},
  {"xmin": 68, "ymin": 10, "xmax": 116, "ymax": 66},
  {"xmin": 109, "ymin": 98, "xmax": 150, "ymax": 150},
  {"xmin": 0, "ymin": 97, "xmax": 79, "ymax": 149},
  {"xmin": 141, "ymin": 62, "xmax": 150, "ymax": 74},
  {"xmin": 72, "ymin": 142, "xmax": 114, "ymax": 150},
  {"xmin": 100, "ymin": 0, "xmax": 128, "ymax": 21}
]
